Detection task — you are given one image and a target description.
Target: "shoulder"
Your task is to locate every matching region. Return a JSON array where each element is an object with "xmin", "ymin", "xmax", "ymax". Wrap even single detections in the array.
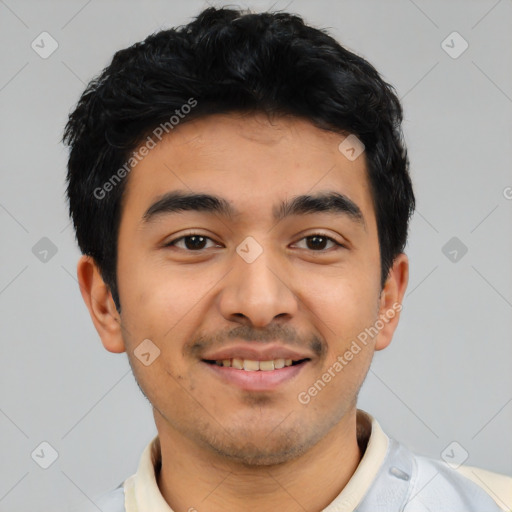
[
  {"xmin": 356, "ymin": 437, "xmax": 511, "ymax": 512},
  {"xmin": 407, "ymin": 448, "xmax": 512, "ymax": 511},
  {"xmin": 71, "ymin": 482, "xmax": 126, "ymax": 512},
  {"xmin": 455, "ymin": 463, "xmax": 512, "ymax": 509},
  {"xmin": 95, "ymin": 483, "xmax": 126, "ymax": 512}
]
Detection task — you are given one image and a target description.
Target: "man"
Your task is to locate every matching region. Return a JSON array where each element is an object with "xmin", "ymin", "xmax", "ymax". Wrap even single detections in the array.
[{"xmin": 63, "ymin": 6, "xmax": 512, "ymax": 512}]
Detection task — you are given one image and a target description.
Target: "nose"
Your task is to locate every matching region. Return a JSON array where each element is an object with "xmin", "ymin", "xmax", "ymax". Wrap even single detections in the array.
[{"xmin": 217, "ymin": 239, "xmax": 299, "ymax": 328}]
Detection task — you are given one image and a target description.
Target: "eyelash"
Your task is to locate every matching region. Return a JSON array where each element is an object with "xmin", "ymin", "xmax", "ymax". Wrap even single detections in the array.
[{"xmin": 164, "ymin": 232, "xmax": 345, "ymax": 252}]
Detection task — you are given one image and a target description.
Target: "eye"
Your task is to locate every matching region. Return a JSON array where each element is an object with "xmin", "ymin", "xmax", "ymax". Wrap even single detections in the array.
[
  {"xmin": 293, "ymin": 233, "xmax": 344, "ymax": 251},
  {"xmin": 164, "ymin": 232, "xmax": 344, "ymax": 252},
  {"xmin": 164, "ymin": 234, "xmax": 220, "ymax": 251}
]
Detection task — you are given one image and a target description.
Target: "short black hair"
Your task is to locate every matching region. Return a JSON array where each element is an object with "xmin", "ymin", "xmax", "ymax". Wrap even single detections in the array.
[{"xmin": 63, "ymin": 6, "xmax": 415, "ymax": 312}]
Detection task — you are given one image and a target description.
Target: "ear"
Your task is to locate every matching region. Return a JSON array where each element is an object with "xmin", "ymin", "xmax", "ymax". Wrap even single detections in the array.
[
  {"xmin": 76, "ymin": 255, "xmax": 126, "ymax": 353},
  {"xmin": 374, "ymin": 253, "xmax": 409, "ymax": 351}
]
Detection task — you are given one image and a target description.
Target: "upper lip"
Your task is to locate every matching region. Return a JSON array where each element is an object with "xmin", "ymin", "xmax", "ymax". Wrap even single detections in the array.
[{"xmin": 202, "ymin": 344, "xmax": 313, "ymax": 362}]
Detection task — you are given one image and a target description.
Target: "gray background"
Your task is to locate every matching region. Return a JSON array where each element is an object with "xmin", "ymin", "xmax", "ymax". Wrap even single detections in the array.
[{"xmin": 0, "ymin": 0, "xmax": 511, "ymax": 511}]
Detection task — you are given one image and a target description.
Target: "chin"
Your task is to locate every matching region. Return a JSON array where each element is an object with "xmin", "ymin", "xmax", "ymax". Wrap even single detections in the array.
[
  {"xmin": 213, "ymin": 442, "xmax": 306, "ymax": 467},
  {"xmin": 203, "ymin": 425, "xmax": 321, "ymax": 467}
]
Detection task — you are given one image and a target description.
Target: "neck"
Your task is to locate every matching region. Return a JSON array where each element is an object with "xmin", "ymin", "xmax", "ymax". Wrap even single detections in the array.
[{"xmin": 155, "ymin": 409, "xmax": 364, "ymax": 512}]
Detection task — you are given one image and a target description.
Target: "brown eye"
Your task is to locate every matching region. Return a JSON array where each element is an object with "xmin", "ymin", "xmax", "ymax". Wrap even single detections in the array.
[
  {"xmin": 294, "ymin": 234, "xmax": 343, "ymax": 251},
  {"xmin": 165, "ymin": 234, "xmax": 217, "ymax": 251}
]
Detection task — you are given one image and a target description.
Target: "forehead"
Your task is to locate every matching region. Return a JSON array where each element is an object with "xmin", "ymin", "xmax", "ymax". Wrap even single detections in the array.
[{"xmin": 121, "ymin": 113, "xmax": 375, "ymax": 229}]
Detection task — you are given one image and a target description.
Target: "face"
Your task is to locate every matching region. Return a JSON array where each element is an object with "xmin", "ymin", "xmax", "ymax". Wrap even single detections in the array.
[{"xmin": 93, "ymin": 113, "xmax": 406, "ymax": 465}]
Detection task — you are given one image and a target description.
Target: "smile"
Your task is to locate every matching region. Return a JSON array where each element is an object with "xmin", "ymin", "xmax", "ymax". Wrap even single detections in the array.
[
  {"xmin": 202, "ymin": 357, "xmax": 311, "ymax": 391},
  {"xmin": 203, "ymin": 358, "xmax": 309, "ymax": 371}
]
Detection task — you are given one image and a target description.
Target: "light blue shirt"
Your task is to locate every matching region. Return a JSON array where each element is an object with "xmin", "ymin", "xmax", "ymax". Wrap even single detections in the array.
[{"xmin": 76, "ymin": 412, "xmax": 511, "ymax": 511}]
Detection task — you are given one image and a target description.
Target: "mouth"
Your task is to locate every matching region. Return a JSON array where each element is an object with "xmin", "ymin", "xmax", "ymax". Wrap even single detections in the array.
[
  {"xmin": 203, "ymin": 357, "xmax": 310, "ymax": 371},
  {"xmin": 201, "ymin": 357, "xmax": 311, "ymax": 391}
]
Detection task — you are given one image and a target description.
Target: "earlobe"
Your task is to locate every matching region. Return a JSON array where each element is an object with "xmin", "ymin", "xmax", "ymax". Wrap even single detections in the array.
[
  {"xmin": 374, "ymin": 253, "xmax": 409, "ymax": 351},
  {"xmin": 76, "ymin": 255, "xmax": 126, "ymax": 353}
]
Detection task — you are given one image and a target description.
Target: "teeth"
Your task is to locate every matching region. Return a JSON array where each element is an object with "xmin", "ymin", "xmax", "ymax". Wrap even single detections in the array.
[
  {"xmin": 243, "ymin": 359, "xmax": 260, "ymax": 371},
  {"xmin": 259, "ymin": 360, "xmax": 274, "ymax": 371},
  {"xmin": 212, "ymin": 358, "xmax": 302, "ymax": 370},
  {"xmin": 232, "ymin": 358, "xmax": 244, "ymax": 369}
]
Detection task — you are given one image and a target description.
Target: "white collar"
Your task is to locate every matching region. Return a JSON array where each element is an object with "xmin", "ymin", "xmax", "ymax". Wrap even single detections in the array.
[{"xmin": 123, "ymin": 409, "xmax": 389, "ymax": 512}]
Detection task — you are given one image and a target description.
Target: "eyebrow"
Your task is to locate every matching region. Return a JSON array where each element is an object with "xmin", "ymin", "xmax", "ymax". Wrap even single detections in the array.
[{"xmin": 142, "ymin": 190, "xmax": 365, "ymax": 228}]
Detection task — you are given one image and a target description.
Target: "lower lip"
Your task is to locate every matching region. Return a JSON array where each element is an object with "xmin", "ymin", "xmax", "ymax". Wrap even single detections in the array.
[{"xmin": 202, "ymin": 361, "xmax": 309, "ymax": 391}]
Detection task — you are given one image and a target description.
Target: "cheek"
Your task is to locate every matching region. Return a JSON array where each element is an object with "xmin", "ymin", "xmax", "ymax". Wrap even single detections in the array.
[
  {"xmin": 120, "ymin": 266, "xmax": 220, "ymax": 395},
  {"xmin": 298, "ymin": 271, "xmax": 380, "ymax": 401},
  {"xmin": 120, "ymin": 260, "xmax": 202, "ymax": 337},
  {"xmin": 300, "ymin": 270, "xmax": 379, "ymax": 340}
]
